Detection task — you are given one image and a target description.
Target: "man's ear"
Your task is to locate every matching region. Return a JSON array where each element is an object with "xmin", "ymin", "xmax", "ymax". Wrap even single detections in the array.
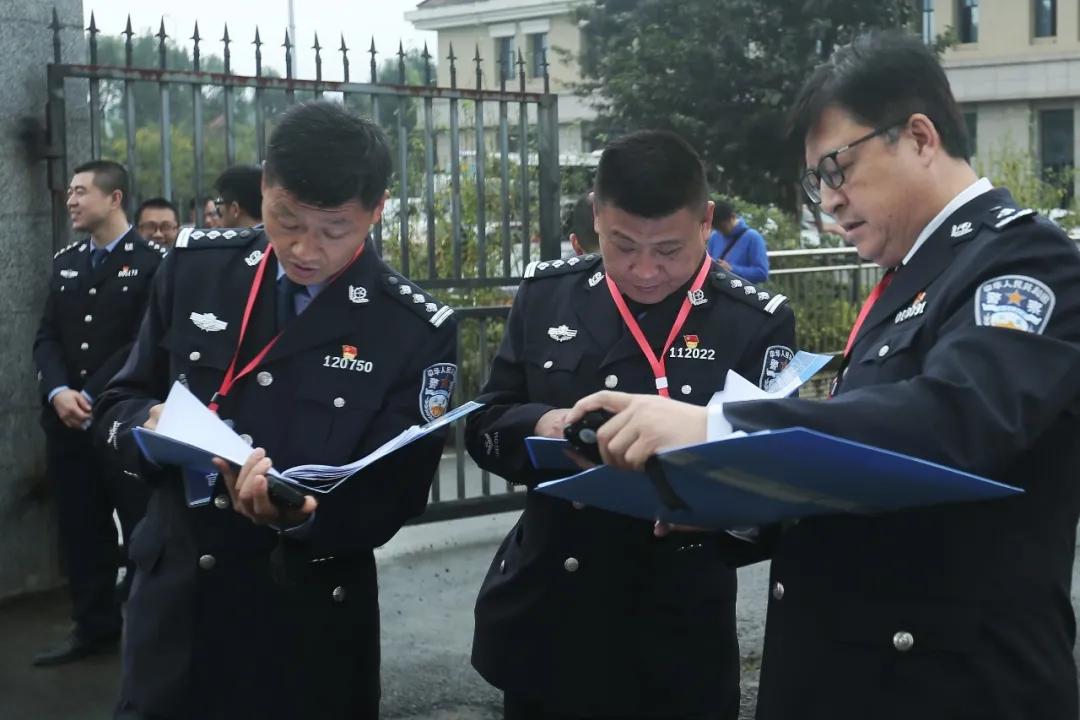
[
  {"xmin": 570, "ymin": 233, "xmax": 585, "ymax": 256},
  {"xmin": 907, "ymin": 113, "xmax": 940, "ymax": 164}
]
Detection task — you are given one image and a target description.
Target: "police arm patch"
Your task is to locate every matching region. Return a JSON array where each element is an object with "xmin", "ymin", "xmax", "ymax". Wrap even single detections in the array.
[
  {"xmin": 974, "ymin": 274, "xmax": 1055, "ymax": 335},
  {"xmin": 419, "ymin": 363, "xmax": 457, "ymax": 423},
  {"xmin": 759, "ymin": 345, "xmax": 795, "ymax": 390}
]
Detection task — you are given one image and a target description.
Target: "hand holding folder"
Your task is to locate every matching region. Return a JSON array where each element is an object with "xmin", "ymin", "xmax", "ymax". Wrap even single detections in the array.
[
  {"xmin": 526, "ymin": 429, "xmax": 1022, "ymax": 531},
  {"xmin": 132, "ymin": 382, "xmax": 482, "ymax": 507}
]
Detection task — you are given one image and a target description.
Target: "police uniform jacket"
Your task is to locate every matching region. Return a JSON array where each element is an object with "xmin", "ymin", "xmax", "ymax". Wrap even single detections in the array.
[
  {"xmin": 33, "ymin": 228, "xmax": 165, "ymax": 425},
  {"xmin": 465, "ymin": 253, "xmax": 796, "ymax": 717},
  {"xmin": 93, "ymin": 227, "xmax": 457, "ymax": 719},
  {"xmin": 724, "ymin": 188, "xmax": 1080, "ymax": 720}
]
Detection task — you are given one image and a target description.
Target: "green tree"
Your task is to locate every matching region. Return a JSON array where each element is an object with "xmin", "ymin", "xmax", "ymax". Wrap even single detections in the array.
[{"xmin": 573, "ymin": 0, "xmax": 931, "ymax": 208}]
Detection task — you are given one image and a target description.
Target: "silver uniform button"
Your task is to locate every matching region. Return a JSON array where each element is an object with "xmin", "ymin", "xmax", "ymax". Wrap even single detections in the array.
[
  {"xmin": 256, "ymin": 371, "xmax": 273, "ymax": 387},
  {"xmin": 681, "ymin": 385, "xmax": 692, "ymax": 395},
  {"xmin": 84, "ymin": 314, "xmax": 93, "ymax": 323},
  {"xmin": 893, "ymin": 631, "xmax": 915, "ymax": 652},
  {"xmin": 213, "ymin": 494, "xmax": 230, "ymax": 510},
  {"xmin": 563, "ymin": 557, "xmax": 580, "ymax": 573},
  {"xmin": 80, "ymin": 370, "xmax": 87, "ymax": 377},
  {"xmin": 240, "ymin": 434, "xmax": 253, "ymax": 445},
  {"xmin": 543, "ymin": 360, "xmax": 554, "ymax": 369},
  {"xmin": 604, "ymin": 375, "xmax": 618, "ymax": 389},
  {"xmin": 332, "ymin": 586, "xmax": 347, "ymax": 603},
  {"xmin": 122, "ymin": 286, "xmax": 129, "ymax": 292},
  {"xmin": 88, "ymin": 287, "xmax": 97, "ymax": 295},
  {"xmin": 572, "ymin": 501, "xmax": 586, "ymax": 510},
  {"xmin": 772, "ymin": 581, "xmax": 785, "ymax": 600},
  {"xmin": 878, "ymin": 344, "xmax": 890, "ymax": 357},
  {"xmin": 80, "ymin": 342, "xmax": 89, "ymax": 351},
  {"xmin": 198, "ymin": 554, "xmax": 216, "ymax": 570},
  {"xmin": 189, "ymin": 351, "xmax": 201, "ymax": 362},
  {"xmin": 333, "ymin": 397, "xmax": 345, "ymax": 408}
]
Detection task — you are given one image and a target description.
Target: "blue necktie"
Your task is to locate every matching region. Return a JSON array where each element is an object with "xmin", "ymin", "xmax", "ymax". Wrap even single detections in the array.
[
  {"xmin": 276, "ymin": 277, "xmax": 307, "ymax": 330},
  {"xmin": 90, "ymin": 248, "xmax": 107, "ymax": 269}
]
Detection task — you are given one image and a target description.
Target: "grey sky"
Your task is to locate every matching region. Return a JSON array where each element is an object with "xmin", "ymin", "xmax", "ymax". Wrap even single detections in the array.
[{"xmin": 85, "ymin": 0, "xmax": 435, "ymax": 79}]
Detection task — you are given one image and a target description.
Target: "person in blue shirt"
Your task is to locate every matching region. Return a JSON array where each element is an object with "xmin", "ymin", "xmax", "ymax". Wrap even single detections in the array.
[{"xmin": 706, "ymin": 200, "xmax": 770, "ymax": 283}]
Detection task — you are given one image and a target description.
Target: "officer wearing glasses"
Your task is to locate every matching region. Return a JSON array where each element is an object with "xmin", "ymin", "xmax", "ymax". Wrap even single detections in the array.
[
  {"xmin": 135, "ymin": 197, "xmax": 180, "ymax": 247},
  {"xmin": 566, "ymin": 30, "xmax": 1080, "ymax": 720}
]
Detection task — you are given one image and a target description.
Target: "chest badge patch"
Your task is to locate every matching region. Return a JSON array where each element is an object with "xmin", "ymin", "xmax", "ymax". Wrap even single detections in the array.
[
  {"xmin": 323, "ymin": 344, "xmax": 374, "ymax": 373},
  {"xmin": 687, "ymin": 289, "xmax": 707, "ymax": 306},
  {"xmin": 975, "ymin": 274, "xmax": 1055, "ymax": 335},
  {"xmin": 60, "ymin": 269, "xmax": 79, "ymax": 278},
  {"xmin": 117, "ymin": 266, "xmax": 139, "ymax": 278},
  {"xmin": 420, "ymin": 363, "xmax": 457, "ymax": 423},
  {"xmin": 190, "ymin": 312, "xmax": 228, "ymax": 332},
  {"xmin": 348, "ymin": 285, "xmax": 369, "ymax": 304},
  {"xmin": 548, "ymin": 325, "xmax": 578, "ymax": 342},
  {"xmin": 244, "ymin": 250, "xmax": 263, "ymax": 267},
  {"xmin": 895, "ymin": 291, "xmax": 928, "ymax": 324},
  {"xmin": 668, "ymin": 334, "xmax": 716, "ymax": 361}
]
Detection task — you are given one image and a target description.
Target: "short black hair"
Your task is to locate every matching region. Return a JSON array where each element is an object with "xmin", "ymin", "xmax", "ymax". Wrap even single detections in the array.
[
  {"xmin": 567, "ymin": 195, "xmax": 599, "ymax": 252},
  {"xmin": 263, "ymin": 100, "xmax": 391, "ymax": 209},
  {"xmin": 135, "ymin": 197, "xmax": 179, "ymax": 225},
  {"xmin": 73, "ymin": 160, "xmax": 129, "ymax": 201},
  {"xmin": 712, "ymin": 200, "xmax": 736, "ymax": 228},
  {"xmin": 594, "ymin": 130, "xmax": 708, "ymax": 219},
  {"xmin": 214, "ymin": 165, "xmax": 263, "ymax": 221},
  {"xmin": 788, "ymin": 30, "xmax": 970, "ymax": 160}
]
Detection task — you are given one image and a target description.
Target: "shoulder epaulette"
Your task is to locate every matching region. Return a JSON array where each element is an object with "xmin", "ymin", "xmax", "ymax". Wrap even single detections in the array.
[
  {"xmin": 53, "ymin": 240, "xmax": 82, "ymax": 259},
  {"xmin": 523, "ymin": 253, "xmax": 601, "ymax": 280},
  {"xmin": 381, "ymin": 273, "xmax": 454, "ymax": 328},
  {"xmin": 710, "ymin": 270, "xmax": 788, "ymax": 314},
  {"xmin": 174, "ymin": 226, "xmax": 258, "ymax": 249},
  {"xmin": 988, "ymin": 206, "xmax": 1037, "ymax": 230}
]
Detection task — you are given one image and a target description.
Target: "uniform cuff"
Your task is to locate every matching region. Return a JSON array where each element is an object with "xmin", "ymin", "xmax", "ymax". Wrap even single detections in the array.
[{"xmin": 706, "ymin": 402, "xmax": 733, "ymax": 441}]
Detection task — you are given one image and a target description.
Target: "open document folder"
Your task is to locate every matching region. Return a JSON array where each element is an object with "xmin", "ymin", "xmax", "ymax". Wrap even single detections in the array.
[
  {"xmin": 133, "ymin": 381, "xmax": 482, "ymax": 499},
  {"xmin": 528, "ymin": 430, "xmax": 1022, "ymax": 530}
]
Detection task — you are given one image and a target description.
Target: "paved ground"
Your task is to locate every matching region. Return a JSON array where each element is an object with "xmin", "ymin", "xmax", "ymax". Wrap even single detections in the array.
[{"xmin": 3, "ymin": 510, "xmax": 1079, "ymax": 719}]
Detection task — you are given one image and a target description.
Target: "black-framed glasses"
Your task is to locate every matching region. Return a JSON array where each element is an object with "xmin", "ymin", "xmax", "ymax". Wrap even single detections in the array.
[{"xmin": 800, "ymin": 119, "xmax": 907, "ymax": 204}]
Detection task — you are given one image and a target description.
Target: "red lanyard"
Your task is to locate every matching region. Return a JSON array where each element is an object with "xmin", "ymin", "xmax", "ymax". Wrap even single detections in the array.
[
  {"xmin": 206, "ymin": 242, "xmax": 364, "ymax": 413},
  {"xmin": 842, "ymin": 269, "xmax": 895, "ymax": 358},
  {"xmin": 208, "ymin": 245, "xmax": 280, "ymax": 413},
  {"xmin": 606, "ymin": 256, "xmax": 713, "ymax": 398}
]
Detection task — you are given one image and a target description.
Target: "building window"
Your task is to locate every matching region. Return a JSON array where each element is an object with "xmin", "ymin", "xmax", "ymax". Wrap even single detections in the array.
[
  {"xmin": 528, "ymin": 32, "xmax": 549, "ymax": 79},
  {"xmin": 1040, "ymin": 109, "xmax": 1074, "ymax": 205},
  {"xmin": 958, "ymin": 0, "xmax": 979, "ymax": 43},
  {"xmin": 1034, "ymin": 0, "xmax": 1056, "ymax": 38},
  {"xmin": 921, "ymin": 0, "xmax": 935, "ymax": 44},
  {"xmin": 964, "ymin": 111, "xmax": 977, "ymax": 158},
  {"xmin": 497, "ymin": 36, "xmax": 516, "ymax": 83}
]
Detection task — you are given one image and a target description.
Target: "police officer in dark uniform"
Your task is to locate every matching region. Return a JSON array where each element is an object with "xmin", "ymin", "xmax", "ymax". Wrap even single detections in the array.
[
  {"xmin": 465, "ymin": 130, "xmax": 796, "ymax": 720},
  {"xmin": 32, "ymin": 160, "xmax": 165, "ymax": 666},
  {"xmin": 569, "ymin": 32, "xmax": 1080, "ymax": 720},
  {"xmin": 94, "ymin": 101, "xmax": 457, "ymax": 719}
]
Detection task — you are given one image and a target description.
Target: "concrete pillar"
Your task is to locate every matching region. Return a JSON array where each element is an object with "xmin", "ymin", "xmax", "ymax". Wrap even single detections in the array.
[{"xmin": 0, "ymin": 0, "xmax": 87, "ymax": 602}]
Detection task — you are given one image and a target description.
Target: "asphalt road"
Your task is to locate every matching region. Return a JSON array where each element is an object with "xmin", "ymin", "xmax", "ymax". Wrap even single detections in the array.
[{"xmin": 2, "ymin": 511, "xmax": 1078, "ymax": 720}]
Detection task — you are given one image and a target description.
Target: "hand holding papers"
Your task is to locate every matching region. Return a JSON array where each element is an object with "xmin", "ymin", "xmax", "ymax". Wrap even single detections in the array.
[{"xmin": 133, "ymin": 382, "xmax": 482, "ymax": 507}]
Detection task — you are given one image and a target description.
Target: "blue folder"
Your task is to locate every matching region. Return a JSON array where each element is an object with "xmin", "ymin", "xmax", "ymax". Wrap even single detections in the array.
[{"xmin": 529, "ymin": 428, "xmax": 1022, "ymax": 530}]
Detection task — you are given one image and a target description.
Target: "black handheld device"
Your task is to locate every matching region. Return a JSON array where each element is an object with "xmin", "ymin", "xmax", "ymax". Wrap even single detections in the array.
[
  {"xmin": 266, "ymin": 475, "xmax": 308, "ymax": 511},
  {"xmin": 563, "ymin": 410, "xmax": 614, "ymax": 464}
]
